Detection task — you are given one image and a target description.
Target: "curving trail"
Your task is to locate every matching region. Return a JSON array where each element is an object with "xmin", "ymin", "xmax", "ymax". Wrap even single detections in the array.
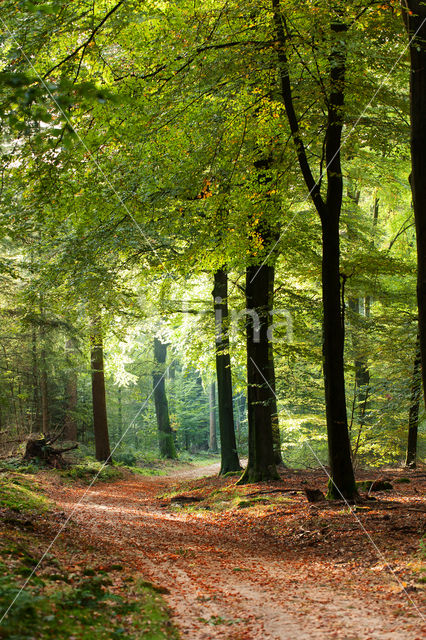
[{"xmin": 44, "ymin": 465, "xmax": 425, "ymax": 640}]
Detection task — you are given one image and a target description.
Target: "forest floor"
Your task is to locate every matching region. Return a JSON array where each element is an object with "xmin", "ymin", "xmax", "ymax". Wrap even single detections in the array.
[{"xmin": 28, "ymin": 462, "xmax": 426, "ymax": 640}]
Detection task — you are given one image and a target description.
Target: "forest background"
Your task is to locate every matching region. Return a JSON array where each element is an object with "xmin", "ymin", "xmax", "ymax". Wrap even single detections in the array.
[{"xmin": 0, "ymin": 0, "xmax": 424, "ymax": 485}]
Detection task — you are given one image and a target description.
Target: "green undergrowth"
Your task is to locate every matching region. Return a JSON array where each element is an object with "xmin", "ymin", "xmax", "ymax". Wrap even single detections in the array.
[
  {"xmin": 0, "ymin": 557, "xmax": 179, "ymax": 640},
  {"xmin": 161, "ymin": 475, "xmax": 293, "ymax": 514},
  {"xmin": 0, "ymin": 496, "xmax": 179, "ymax": 639},
  {"xmin": 59, "ymin": 461, "xmax": 125, "ymax": 484},
  {"xmin": 1, "ymin": 452, "xmax": 221, "ymax": 486},
  {"xmin": 0, "ymin": 473, "xmax": 51, "ymax": 513}
]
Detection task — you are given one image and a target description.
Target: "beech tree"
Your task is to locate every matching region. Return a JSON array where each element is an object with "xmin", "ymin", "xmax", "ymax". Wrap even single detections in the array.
[
  {"xmin": 271, "ymin": 0, "xmax": 357, "ymax": 498},
  {"xmin": 90, "ymin": 320, "xmax": 112, "ymax": 463},
  {"xmin": 403, "ymin": 1, "xmax": 426, "ymax": 411},
  {"xmin": 152, "ymin": 338, "xmax": 177, "ymax": 459},
  {"xmin": 213, "ymin": 270, "xmax": 242, "ymax": 475}
]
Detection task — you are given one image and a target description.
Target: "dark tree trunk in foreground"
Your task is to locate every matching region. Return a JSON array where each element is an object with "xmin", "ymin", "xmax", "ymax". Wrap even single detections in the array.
[
  {"xmin": 403, "ymin": 1, "xmax": 426, "ymax": 414},
  {"xmin": 273, "ymin": 1, "xmax": 356, "ymax": 498},
  {"xmin": 153, "ymin": 338, "xmax": 176, "ymax": 459},
  {"xmin": 213, "ymin": 269, "xmax": 241, "ymax": 474},
  {"xmin": 321, "ymin": 216, "xmax": 355, "ymax": 497},
  {"xmin": 209, "ymin": 382, "xmax": 218, "ymax": 453},
  {"xmin": 406, "ymin": 333, "xmax": 421, "ymax": 467},
  {"xmin": 239, "ymin": 265, "xmax": 279, "ymax": 483},
  {"xmin": 90, "ymin": 323, "xmax": 112, "ymax": 463}
]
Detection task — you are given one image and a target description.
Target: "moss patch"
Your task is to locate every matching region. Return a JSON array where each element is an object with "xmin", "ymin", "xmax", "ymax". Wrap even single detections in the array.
[
  {"xmin": 0, "ymin": 561, "xmax": 179, "ymax": 640},
  {"xmin": 0, "ymin": 474, "xmax": 50, "ymax": 513}
]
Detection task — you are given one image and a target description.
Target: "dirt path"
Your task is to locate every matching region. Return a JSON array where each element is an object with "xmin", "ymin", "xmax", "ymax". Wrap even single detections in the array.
[{"xmin": 44, "ymin": 466, "xmax": 425, "ymax": 640}]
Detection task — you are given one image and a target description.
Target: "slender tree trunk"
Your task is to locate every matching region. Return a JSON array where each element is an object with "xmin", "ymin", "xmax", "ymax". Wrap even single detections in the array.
[
  {"xmin": 239, "ymin": 265, "xmax": 279, "ymax": 483},
  {"xmin": 195, "ymin": 374, "xmax": 210, "ymax": 450},
  {"xmin": 90, "ymin": 322, "xmax": 112, "ymax": 463},
  {"xmin": 117, "ymin": 386, "xmax": 123, "ymax": 444},
  {"xmin": 268, "ymin": 268, "xmax": 283, "ymax": 466},
  {"xmin": 39, "ymin": 322, "xmax": 50, "ymax": 433},
  {"xmin": 31, "ymin": 328, "xmax": 40, "ymax": 433},
  {"xmin": 273, "ymin": 1, "xmax": 356, "ymax": 498},
  {"xmin": 208, "ymin": 382, "xmax": 218, "ymax": 453},
  {"xmin": 403, "ymin": 1, "xmax": 426, "ymax": 413},
  {"xmin": 63, "ymin": 339, "xmax": 78, "ymax": 441},
  {"xmin": 406, "ymin": 333, "xmax": 421, "ymax": 467},
  {"xmin": 213, "ymin": 269, "xmax": 241, "ymax": 474},
  {"xmin": 40, "ymin": 353, "xmax": 49, "ymax": 433},
  {"xmin": 349, "ymin": 299, "xmax": 370, "ymax": 426},
  {"xmin": 64, "ymin": 376, "xmax": 78, "ymax": 440},
  {"xmin": 153, "ymin": 338, "xmax": 176, "ymax": 459}
]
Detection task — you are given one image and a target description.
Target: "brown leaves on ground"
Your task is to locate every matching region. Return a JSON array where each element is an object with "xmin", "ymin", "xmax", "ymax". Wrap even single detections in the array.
[{"xmin": 31, "ymin": 464, "xmax": 426, "ymax": 639}]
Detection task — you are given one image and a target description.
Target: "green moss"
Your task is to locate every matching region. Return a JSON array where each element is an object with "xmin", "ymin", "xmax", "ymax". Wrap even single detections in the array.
[
  {"xmin": 0, "ymin": 562, "xmax": 179, "ymax": 640},
  {"xmin": 355, "ymin": 480, "xmax": 393, "ymax": 492},
  {"xmin": 326, "ymin": 478, "xmax": 358, "ymax": 500},
  {"xmin": 0, "ymin": 475, "xmax": 50, "ymax": 513},
  {"xmin": 59, "ymin": 462, "xmax": 124, "ymax": 484},
  {"xmin": 356, "ymin": 480, "xmax": 373, "ymax": 492}
]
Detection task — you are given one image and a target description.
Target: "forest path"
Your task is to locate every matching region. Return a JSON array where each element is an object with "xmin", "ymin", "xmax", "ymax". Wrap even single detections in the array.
[{"xmin": 45, "ymin": 466, "xmax": 424, "ymax": 640}]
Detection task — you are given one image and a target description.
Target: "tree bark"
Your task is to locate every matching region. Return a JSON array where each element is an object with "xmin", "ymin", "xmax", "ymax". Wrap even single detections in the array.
[
  {"xmin": 403, "ymin": 1, "xmax": 426, "ymax": 413},
  {"xmin": 268, "ymin": 268, "xmax": 283, "ymax": 466},
  {"xmin": 90, "ymin": 322, "xmax": 112, "ymax": 463},
  {"xmin": 63, "ymin": 339, "xmax": 78, "ymax": 441},
  {"xmin": 117, "ymin": 386, "xmax": 123, "ymax": 444},
  {"xmin": 153, "ymin": 338, "xmax": 177, "ymax": 459},
  {"xmin": 31, "ymin": 327, "xmax": 40, "ymax": 432},
  {"xmin": 40, "ymin": 325, "xmax": 49, "ymax": 434},
  {"xmin": 273, "ymin": 1, "xmax": 356, "ymax": 498},
  {"xmin": 238, "ymin": 265, "xmax": 279, "ymax": 483},
  {"xmin": 213, "ymin": 269, "xmax": 241, "ymax": 474},
  {"xmin": 208, "ymin": 382, "xmax": 218, "ymax": 452},
  {"xmin": 348, "ymin": 298, "xmax": 370, "ymax": 429},
  {"xmin": 406, "ymin": 333, "xmax": 421, "ymax": 467}
]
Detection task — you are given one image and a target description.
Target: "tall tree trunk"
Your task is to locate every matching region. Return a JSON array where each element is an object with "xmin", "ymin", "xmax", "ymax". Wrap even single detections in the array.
[
  {"xmin": 195, "ymin": 374, "xmax": 210, "ymax": 450},
  {"xmin": 63, "ymin": 339, "xmax": 78, "ymax": 441},
  {"xmin": 117, "ymin": 386, "xmax": 123, "ymax": 444},
  {"xmin": 322, "ymin": 216, "xmax": 355, "ymax": 497},
  {"xmin": 209, "ymin": 382, "xmax": 218, "ymax": 453},
  {"xmin": 153, "ymin": 338, "xmax": 176, "ymax": 459},
  {"xmin": 349, "ymin": 299, "xmax": 370, "ymax": 427},
  {"xmin": 406, "ymin": 333, "xmax": 422, "ymax": 467},
  {"xmin": 403, "ymin": 1, "xmax": 426, "ymax": 413},
  {"xmin": 31, "ymin": 327, "xmax": 40, "ymax": 433},
  {"xmin": 39, "ymin": 322, "xmax": 49, "ymax": 433},
  {"xmin": 273, "ymin": 1, "xmax": 356, "ymax": 498},
  {"xmin": 40, "ymin": 351, "xmax": 49, "ymax": 433},
  {"xmin": 239, "ymin": 265, "xmax": 279, "ymax": 483},
  {"xmin": 268, "ymin": 268, "xmax": 283, "ymax": 466},
  {"xmin": 213, "ymin": 269, "xmax": 241, "ymax": 474},
  {"xmin": 90, "ymin": 322, "xmax": 112, "ymax": 463}
]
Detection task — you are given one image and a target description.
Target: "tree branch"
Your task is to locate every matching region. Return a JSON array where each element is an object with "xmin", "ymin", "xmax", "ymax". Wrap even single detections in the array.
[{"xmin": 43, "ymin": 0, "xmax": 125, "ymax": 78}]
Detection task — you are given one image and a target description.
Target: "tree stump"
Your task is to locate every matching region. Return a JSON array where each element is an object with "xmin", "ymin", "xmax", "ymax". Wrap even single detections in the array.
[{"xmin": 24, "ymin": 435, "xmax": 77, "ymax": 468}]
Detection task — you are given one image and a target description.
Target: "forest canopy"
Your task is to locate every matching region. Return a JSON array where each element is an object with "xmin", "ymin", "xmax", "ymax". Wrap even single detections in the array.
[{"xmin": 0, "ymin": 0, "xmax": 424, "ymax": 495}]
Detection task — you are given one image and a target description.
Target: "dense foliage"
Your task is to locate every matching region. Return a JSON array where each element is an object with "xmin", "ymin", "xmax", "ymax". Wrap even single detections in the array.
[{"xmin": 0, "ymin": 0, "xmax": 423, "ymax": 472}]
